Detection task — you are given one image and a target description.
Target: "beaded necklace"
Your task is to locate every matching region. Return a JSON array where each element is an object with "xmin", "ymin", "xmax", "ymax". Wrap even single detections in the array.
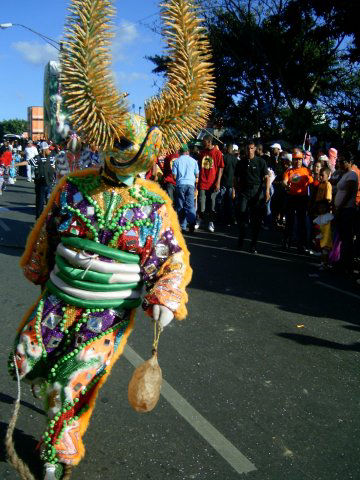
[{"xmin": 66, "ymin": 175, "xmax": 165, "ymax": 246}]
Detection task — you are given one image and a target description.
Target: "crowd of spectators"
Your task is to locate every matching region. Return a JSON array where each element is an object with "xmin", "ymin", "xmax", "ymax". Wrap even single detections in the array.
[
  {"xmin": 1, "ymin": 134, "xmax": 359, "ymax": 280},
  {"xmin": 157, "ymin": 136, "xmax": 360, "ymax": 278}
]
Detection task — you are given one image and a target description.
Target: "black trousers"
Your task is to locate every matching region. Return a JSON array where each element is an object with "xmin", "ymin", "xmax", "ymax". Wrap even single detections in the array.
[
  {"xmin": 35, "ymin": 181, "xmax": 51, "ymax": 219},
  {"xmin": 236, "ymin": 192, "xmax": 265, "ymax": 246},
  {"xmin": 284, "ymin": 195, "xmax": 308, "ymax": 248},
  {"xmin": 336, "ymin": 207, "xmax": 356, "ymax": 272}
]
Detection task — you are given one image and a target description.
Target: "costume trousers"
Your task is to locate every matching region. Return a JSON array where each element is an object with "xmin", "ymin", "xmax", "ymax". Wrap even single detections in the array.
[
  {"xmin": 176, "ymin": 185, "xmax": 196, "ymax": 229},
  {"xmin": 11, "ymin": 291, "xmax": 134, "ymax": 466},
  {"xmin": 199, "ymin": 189, "xmax": 217, "ymax": 222},
  {"xmin": 284, "ymin": 195, "xmax": 308, "ymax": 248},
  {"xmin": 236, "ymin": 192, "xmax": 265, "ymax": 246}
]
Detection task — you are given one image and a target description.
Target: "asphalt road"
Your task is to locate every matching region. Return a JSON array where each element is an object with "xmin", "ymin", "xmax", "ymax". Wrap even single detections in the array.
[{"xmin": 0, "ymin": 178, "xmax": 359, "ymax": 480}]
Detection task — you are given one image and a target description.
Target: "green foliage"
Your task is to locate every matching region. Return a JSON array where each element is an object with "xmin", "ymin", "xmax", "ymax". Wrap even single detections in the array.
[
  {"xmin": 0, "ymin": 119, "xmax": 28, "ymax": 138},
  {"xmin": 148, "ymin": 0, "xmax": 360, "ymax": 146}
]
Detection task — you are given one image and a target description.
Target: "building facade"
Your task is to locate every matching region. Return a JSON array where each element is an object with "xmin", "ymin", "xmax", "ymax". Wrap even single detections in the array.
[{"xmin": 27, "ymin": 106, "xmax": 44, "ymax": 141}]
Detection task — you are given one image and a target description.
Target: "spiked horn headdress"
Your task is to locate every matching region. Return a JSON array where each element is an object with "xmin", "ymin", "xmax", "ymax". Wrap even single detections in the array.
[{"xmin": 61, "ymin": 0, "xmax": 215, "ymax": 176}]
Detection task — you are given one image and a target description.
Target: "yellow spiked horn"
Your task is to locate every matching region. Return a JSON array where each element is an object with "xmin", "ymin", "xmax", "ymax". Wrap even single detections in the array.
[
  {"xmin": 60, "ymin": 0, "xmax": 127, "ymax": 149},
  {"xmin": 145, "ymin": 0, "xmax": 215, "ymax": 152}
]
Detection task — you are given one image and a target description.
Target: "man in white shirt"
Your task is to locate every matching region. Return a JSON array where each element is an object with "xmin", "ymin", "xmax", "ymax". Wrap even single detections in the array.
[
  {"xmin": 335, "ymin": 153, "xmax": 358, "ymax": 273},
  {"xmin": 24, "ymin": 140, "xmax": 39, "ymax": 182}
]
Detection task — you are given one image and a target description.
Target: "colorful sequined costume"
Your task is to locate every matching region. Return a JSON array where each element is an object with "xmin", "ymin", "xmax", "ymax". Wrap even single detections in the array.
[
  {"xmin": 10, "ymin": 169, "xmax": 190, "ymax": 468},
  {"xmin": 7, "ymin": 0, "xmax": 214, "ymax": 478}
]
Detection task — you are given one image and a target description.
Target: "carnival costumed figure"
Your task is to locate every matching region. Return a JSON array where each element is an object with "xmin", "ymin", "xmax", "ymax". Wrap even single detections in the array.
[{"xmin": 6, "ymin": 1, "xmax": 214, "ymax": 479}]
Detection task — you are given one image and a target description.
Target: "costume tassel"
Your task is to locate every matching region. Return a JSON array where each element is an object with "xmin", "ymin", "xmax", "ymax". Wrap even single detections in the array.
[{"xmin": 5, "ymin": 356, "xmax": 36, "ymax": 480}]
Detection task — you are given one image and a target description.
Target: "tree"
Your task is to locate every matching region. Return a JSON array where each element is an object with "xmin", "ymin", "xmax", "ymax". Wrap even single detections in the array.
[
  {"xmin": 148, "ymin": 0, "xmax": 359, "ymax": 143},
  {"xmin": 0, "ymin": 119, "xmax": 28, "ymax": 139}
]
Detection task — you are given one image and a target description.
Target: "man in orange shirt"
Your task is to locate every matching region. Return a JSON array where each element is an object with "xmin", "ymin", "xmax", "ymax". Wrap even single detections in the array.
[{"xmin": 283, "ymin": 148, "xmax": 313, "ymax": 253}]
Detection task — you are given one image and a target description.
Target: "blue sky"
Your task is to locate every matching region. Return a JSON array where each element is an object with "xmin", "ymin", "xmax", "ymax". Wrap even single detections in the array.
[{"xmin": 0, "ymin": 0, "xmax": 164, "ymax": 121}]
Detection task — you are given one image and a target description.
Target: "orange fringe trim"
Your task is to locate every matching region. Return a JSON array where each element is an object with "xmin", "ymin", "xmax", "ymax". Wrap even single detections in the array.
[{"xmin": 76, "ymin": 310, "xmax": 136, "ymax": 463}]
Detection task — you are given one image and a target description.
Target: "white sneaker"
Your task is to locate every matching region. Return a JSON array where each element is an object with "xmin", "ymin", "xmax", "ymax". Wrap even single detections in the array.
[
  {"xmin": 194, "ymin": 222, "xmax": 200, "ymax": 230},
  {"xmin": 208, "ymin": 222, "xmax": 215, "ymax": 232}
]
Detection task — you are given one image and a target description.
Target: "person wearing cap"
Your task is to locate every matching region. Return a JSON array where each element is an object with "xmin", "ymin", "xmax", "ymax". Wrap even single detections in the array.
[
  {"xmin": 172, "ymin": 143, "xmax": 199, "ymax": 233},
  {"xmin": 198, "ymin": 135, "xmax": 224, "ymax": 232},
  {"xmin": 282, "ymin": 148, "xmax": 313, "ymax": 253},
  {"xmin": 33, "ymin": 143, "xmax": 56, "ymax": 218},
  {"xmin": 270, "ymin": 143, "xmax": 282, "ymax": 166},
  {"xmin": 24, "ymin": 139, "xmax": 39, "ymax": 182},
  {"xmin": 162, "ymin": 150, "xmax": 179, "ymax": 202},
  {"xmin": 218, "ymin": 143, "xmax": 238, "ymax": 226},
  {"xmin": 235, "ymin": 139, "xmax": 271, "ymax": 253}
]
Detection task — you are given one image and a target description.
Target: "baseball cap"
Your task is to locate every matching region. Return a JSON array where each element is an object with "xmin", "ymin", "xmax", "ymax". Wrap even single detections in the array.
[
  {"xmin": 179, "ymin": 143, "xmax": 189, "ymax": 153},
  {"xmin": 232, "ymin": 144, "xmax": 239, "ymax": 152},
  {"xmin": 270, "ymin": 143, "xmax": 282, "ymax": 150},
  {"xmin": 41, "ymin": 142, "xmax": 50, "ymax": 150}
]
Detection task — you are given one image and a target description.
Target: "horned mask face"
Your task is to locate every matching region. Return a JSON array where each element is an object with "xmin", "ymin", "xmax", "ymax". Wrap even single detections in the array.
[
  {"xmin": 104, "ymin": 114, "xmax": 163, "ymax": 177},
  {"xmin": 61, "ymin": 0, "xmax": 215, "ymax": 179}
]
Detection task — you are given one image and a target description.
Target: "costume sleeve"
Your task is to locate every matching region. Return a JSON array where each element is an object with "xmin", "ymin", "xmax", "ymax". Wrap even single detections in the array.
[
  {"xmin": 20, "ymin": 178, "xmax": 66, "ymax": 285},
  {"xmin": 140, "ymin": 185, "xmax": 192, "ymax": 320}
]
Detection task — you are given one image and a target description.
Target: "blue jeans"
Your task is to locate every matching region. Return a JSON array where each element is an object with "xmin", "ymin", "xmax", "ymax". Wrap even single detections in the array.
[{"xmin": 176, "ymin": 185, "xmax": 196, "ymax": 229}]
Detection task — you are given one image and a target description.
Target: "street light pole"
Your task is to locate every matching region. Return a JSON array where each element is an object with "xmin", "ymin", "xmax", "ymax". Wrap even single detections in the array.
[{"xmin": 0, "ymin": 22, "xmax": 61, "ymax": 51}]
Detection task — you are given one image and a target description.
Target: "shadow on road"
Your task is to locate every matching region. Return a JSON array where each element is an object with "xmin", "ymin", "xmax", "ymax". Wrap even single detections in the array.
[
  {"xmin": 0, "ymin": 217, "xmax": 33, "ymax": 252},
  {"xmin": 187, "ymin": 229, "xmax": 360, "ymax": 330},
  {"xmin": 0, "ymin": 206, "xmax": 35, "ymax": 215},
  {"xmin": 0, "ymin": 421, "xmax": 42, "ymax": 477},
  {"xmin": 0, "ymin": 245, "xmax": 25, "ymax": 257},
  {"xmin": 277, "ymin": 333, "xmax": 360, "ymax": 353},
  {"xmin": 0, "ymin": 392, "xmax": 44, "ymax": 416}
]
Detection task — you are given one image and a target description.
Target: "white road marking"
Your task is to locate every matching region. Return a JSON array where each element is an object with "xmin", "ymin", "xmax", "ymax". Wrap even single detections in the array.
[
  {"xmin": 0, "ymin": 219, "xmax": 10, "ymax": 232},
  {"xmin": 124, "ymin": 345, "xmax": 257, "ymax": 475},
  {"xmin": 315, "ymin": 281, "xmax": 360, "ymax": 301},
  {"xmin": 187, "ymin": 241, "xmax": 294, "ymax": 263},
  {"xmin": 187, "ymin": 230, "xmax": 280, "ymax": 247}
]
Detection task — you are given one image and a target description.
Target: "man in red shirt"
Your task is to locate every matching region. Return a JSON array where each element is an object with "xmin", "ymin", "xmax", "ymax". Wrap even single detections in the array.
[
  {"xmin": 198, "ymin": 135, "xmax": 224, "ymax": 232},
  {"xmin": 162, "ymin": 151, "xmax": 179, "ymax": 202},
  {"xmin": 283, "ymin": 148, "xmax": 313, "ymax": 253}
]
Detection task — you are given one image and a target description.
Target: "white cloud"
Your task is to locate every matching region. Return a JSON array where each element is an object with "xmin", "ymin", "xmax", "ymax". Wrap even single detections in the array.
[
  {"xmin": 12, "ymin": 41, "xmax": 58, "ymax": 65},
  {"xmin": 112, "ymin": 20, "xmax": 139, "ymax": 62},
  {"xmin": 117, "ymin": 71, "xmax": 149, "ymax": 82}
]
